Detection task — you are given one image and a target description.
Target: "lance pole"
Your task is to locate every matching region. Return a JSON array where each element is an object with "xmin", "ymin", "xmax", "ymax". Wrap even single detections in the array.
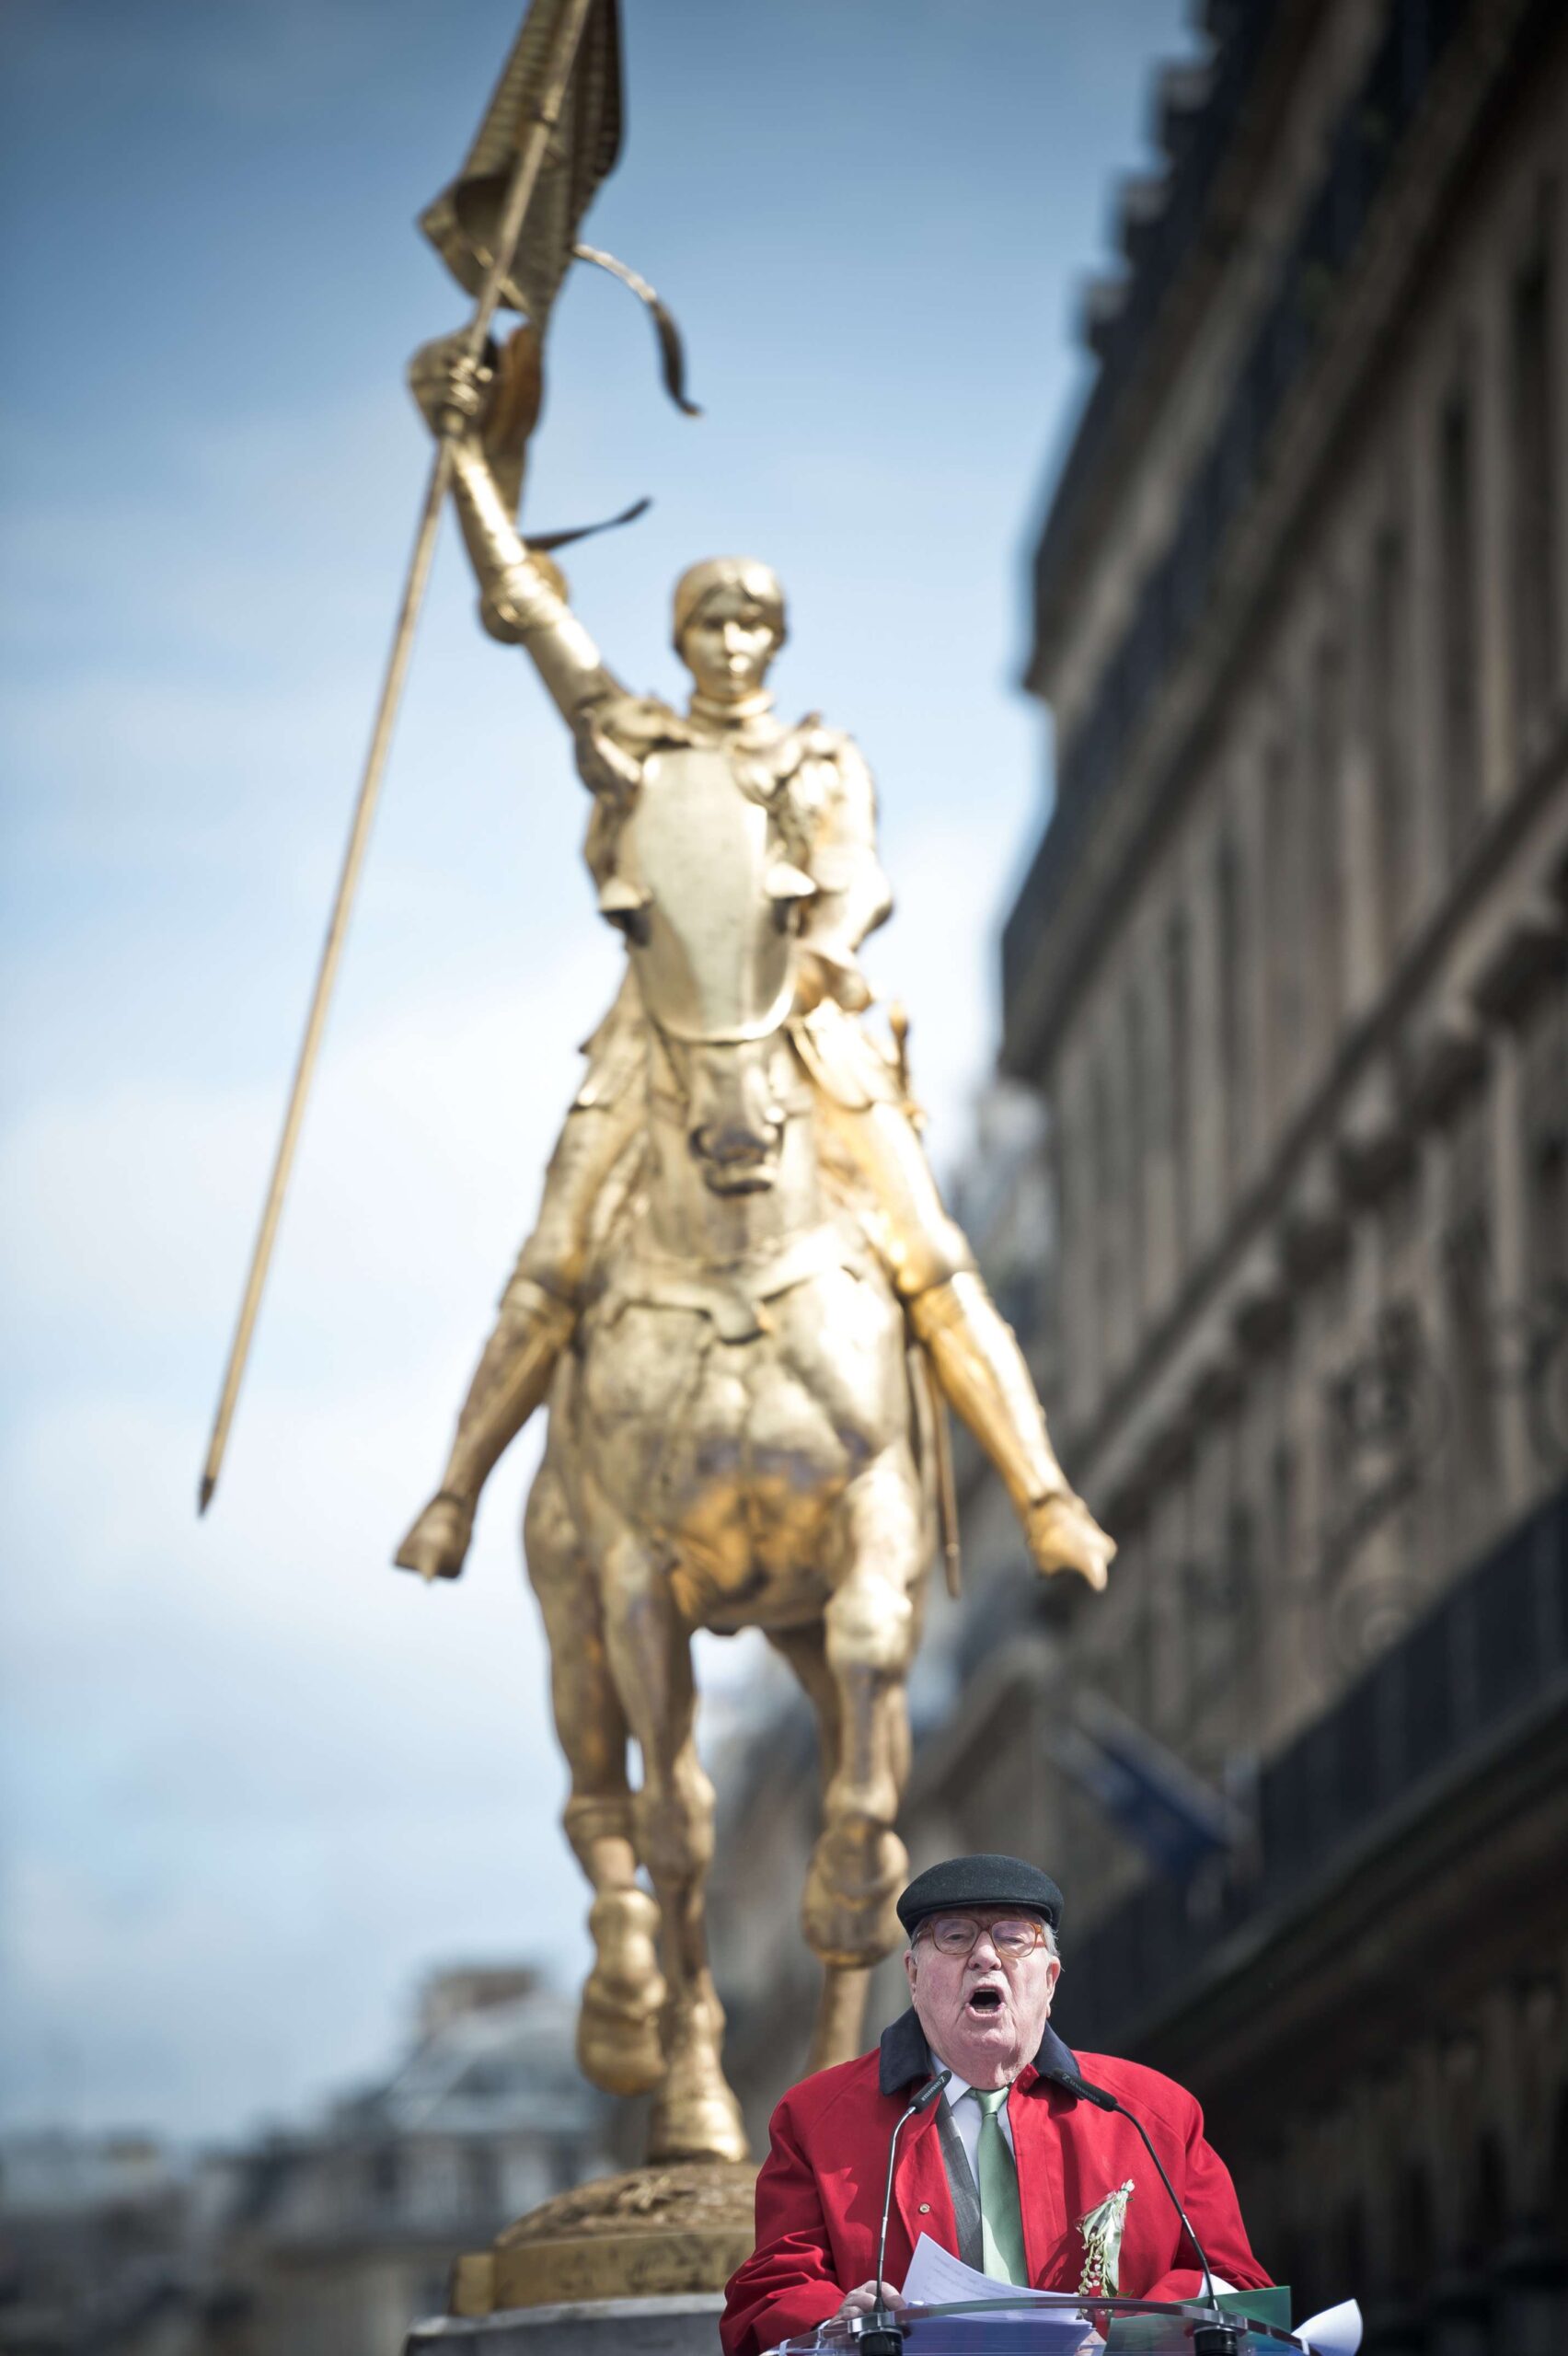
[{"xmin": 199, "ymin": 0, "xmax": 598, "ymax": 1515}]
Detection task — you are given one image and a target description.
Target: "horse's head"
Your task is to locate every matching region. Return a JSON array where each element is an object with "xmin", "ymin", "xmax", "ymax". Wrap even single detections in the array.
[{"xmin": 610, "ymin": 746, "xmax": 811, "ymax": 1195}]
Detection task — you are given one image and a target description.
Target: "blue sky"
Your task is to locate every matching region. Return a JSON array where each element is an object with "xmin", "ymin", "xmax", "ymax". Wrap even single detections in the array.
[{"xmin": 0, "ymin": 0, "xmax": 1189, "ymax": 2143}]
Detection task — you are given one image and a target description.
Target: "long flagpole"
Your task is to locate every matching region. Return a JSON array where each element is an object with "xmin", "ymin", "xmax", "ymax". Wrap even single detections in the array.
[{"xmin": 198, "ymin": 0, "xmax": 598, "ymax": 1515}]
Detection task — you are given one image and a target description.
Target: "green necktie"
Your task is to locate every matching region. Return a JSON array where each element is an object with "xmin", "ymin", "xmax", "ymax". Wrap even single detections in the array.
[{"xmin": 969, "ymin": 2087, "xmax": 1028, "ymax": 2286}]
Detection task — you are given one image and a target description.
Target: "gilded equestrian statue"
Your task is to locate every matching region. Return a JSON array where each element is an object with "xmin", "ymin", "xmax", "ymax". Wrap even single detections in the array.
[{"xmin": 395, "ymin": 333, "xmax": 1113, "ymax": 2165}]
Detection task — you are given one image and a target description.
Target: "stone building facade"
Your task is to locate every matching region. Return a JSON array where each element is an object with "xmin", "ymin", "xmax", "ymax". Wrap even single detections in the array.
[
  {"xmin": 995, "ymin": 0, "xmax": 1568, "ymax": 2346},
  {"xmin": 709, "ymin": 2, "xmax": 1568, "ymax": 2349}
]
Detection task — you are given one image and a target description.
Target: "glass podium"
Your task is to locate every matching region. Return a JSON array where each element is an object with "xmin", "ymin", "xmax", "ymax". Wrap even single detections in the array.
[{"xmin": 778, "ymin": 2299, "xmax": 1306, "ymax": 2356}]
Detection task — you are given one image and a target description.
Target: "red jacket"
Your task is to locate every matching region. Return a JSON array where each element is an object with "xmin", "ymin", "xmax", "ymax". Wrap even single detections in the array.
[{"xmin": 721, "ymin": 2014, "xmax": 1270, "ymax": 2356}]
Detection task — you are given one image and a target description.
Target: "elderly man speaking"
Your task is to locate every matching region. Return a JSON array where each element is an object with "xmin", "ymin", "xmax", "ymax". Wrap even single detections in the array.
[{"xmin": 721, "ymin": 1854, "xmax": 1271, "ymax": 2355}]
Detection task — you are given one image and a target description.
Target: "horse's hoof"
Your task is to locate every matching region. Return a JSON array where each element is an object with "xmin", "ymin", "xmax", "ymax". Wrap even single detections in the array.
[
  {"xmin": 802, "ymin": 1822, "xmax": 907, "ymax": 1966},
  {"xmin": 648, "ymin": 2077, "xmax": 749, "ymax": 2165},
  {"xmin": 577, "ymin": 1989, "xmax": 666, "ymax": 2096},
  {"xmin": 576, "ymin": 1888, "xmax": 667, "ymax": 2096}
]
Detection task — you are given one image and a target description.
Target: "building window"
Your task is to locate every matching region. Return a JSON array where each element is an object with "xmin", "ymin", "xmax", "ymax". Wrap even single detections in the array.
[
  {"xmin": 1470, "ymin": 2129, "xmax": 1506, "ymax": 2261},
  {"xmin": 1334, "ymin": 2195, "xmax": 1367, "ymax": 2305},
  {"xmin": 1058, "ymin": 1090, "xmax": 1102, "ymax": 1416},
  {"xmin": 1438, "ymin": 389, "xmax": 1482, "ymax": 862},
  {"xmin": 1052, "ymin": 1105, "xmax": 1074, "ymax": 1257},
  {"xmin": 1369, "ymin": 526, "xmax": 1414, "ymax": 958},
  {"xmin": 1123, "ymin": 982, "xmax": 1147, "ymax": 1321},
  {"xmin": 465, "ymin": 2144, "xmax": 500, "ymax": 2220},
  {"xmin": 1510, "ymin": 218, "xmax": 1560, "ymax": 745},
  {"xmin": 1116, "ymin": 1516, "xmax": 1153, "ymax": 1722},
  {"xmin": 1090, "ymin": 1056, "xmax": 1116, "ymax": 1357},
  {"xmin": 1263, "ymin": 739, "xmax": 1300, "ymax": 1114},
  {"xmin": 1182, "ymin": 1430, "xmax": 1238, "ymax": 1725},
  {"xmin": 1166, "ymin": 909, "xmax": 1193, "ymax": 1260},
  {"xmin": 1174, "ymin": 1427, "xmax": 1263, "ymax": 1751},
  {"xmin": 1309, "ymin": 641, "xmax": 1345, "ymax": 1031},
  {"xmin": 1216, "ymin": 830, "xmax": 1248, "ymax": 1186},
  {"xmin": 1521, "ymin": 979, "xmax": 1568, "ymax": 1297},
  {"xmin": 1391, "ymin": 2162, "xmax": 1435, "ymax": 2295},
  {"xmin": 1442, "ymin": 1090, "xmax": 1498, "ymax": 1561},
  {"xmin": 416, "ymin": 2272, "xmax": 453, "ymax": 2323},
  {"xmin": 1269, "ymin": 1439, "xmax": 1296, "ymax": 1595}
]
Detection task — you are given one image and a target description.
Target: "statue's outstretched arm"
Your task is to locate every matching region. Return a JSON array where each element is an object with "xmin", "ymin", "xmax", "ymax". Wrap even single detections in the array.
[{"xmin": 409, "ymin": 337, "xmax": 623, "ymax": 728}]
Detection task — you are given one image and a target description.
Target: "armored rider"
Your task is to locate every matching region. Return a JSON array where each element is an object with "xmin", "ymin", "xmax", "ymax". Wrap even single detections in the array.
[{"xmin": 395, "ymin": 334, "xmax": 1113, "ymax": 1593}]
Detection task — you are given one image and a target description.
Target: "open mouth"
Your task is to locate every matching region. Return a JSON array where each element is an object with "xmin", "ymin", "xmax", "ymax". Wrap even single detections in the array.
[{"xmin": 966, "ymin": 1985, "xmax": 1005, "ymax": 2016}]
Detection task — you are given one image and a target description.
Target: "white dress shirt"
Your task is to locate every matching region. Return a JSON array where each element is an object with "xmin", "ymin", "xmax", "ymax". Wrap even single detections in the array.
[{"xmin": 940, "ymin": 2071, "xmax": 1016, "ymax": 2188}]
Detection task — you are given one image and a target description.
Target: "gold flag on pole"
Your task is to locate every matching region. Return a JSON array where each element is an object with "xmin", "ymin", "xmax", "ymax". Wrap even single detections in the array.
[
  {"xmin": 421, "ymin": 1, "xmax": 698, "ymax": 422},
  {"xmin": 420, "ymin": 0, "xmax": 623, "ymax": 330},
  {"xmin": 197, "ymin": 0, "xmax": 615, "ymax": 1516}
]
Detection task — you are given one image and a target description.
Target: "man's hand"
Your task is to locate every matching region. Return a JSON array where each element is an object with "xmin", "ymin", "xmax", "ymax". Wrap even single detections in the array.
[
  {"xmin": 834, "ymin": 2283, "xmax": 907, "ymax": 2323},
  {"xmin": 407, "ymin": 332, "xmax": 495, "ymax": 440}
]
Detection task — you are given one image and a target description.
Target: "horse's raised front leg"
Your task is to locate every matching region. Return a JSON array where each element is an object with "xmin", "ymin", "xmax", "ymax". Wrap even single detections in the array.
[
  {"xmin": 802, "ymin": 1446, "xmax": 923, "ymax": 1981},
  {"xmin": 525, "ymin": 1455, "xmax": 666, "ymax": 2097},
  {"xmin": 586, "ymin": 1494, "xmax": 748, "ymax": 2165}
]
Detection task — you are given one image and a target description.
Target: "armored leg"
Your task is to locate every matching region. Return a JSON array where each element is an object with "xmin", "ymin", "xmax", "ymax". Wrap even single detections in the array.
[
  {"xmin": 820, "ymin": 1094, "xmax": 1114, "ymax": 1589},
  {"xmin": 394, "ymin": 1088, "xmax": 639, "ymax": 1581},
  {"xmin": 816, "ymin": 1093, "xmax": 974, "ymax": 1299}
]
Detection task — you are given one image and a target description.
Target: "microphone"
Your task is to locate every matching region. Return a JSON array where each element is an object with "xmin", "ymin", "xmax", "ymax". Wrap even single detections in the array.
[
  {"xmin": 1041, "ymin": 2066, "xmax": 1243, "ymax": 2356},
  {"xmin": 855, "ymin": 2069, "xmax": 951, "ymax": 2356}
]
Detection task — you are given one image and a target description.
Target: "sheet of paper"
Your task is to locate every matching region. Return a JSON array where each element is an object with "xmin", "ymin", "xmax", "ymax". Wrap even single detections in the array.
[
  {"xmin": 1294, "ymin": 2298, "xmax": 1362, "ymax": 2356},
  {"xmin": 902, "ymin": 2233, "xmax": 1087, "ymax": 2314}
]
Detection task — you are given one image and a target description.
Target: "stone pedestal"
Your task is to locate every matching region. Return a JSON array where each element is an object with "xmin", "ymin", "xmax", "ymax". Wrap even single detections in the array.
[
  {"xmin": 404, "ymin": 2292, "xmax": 724, "ymax": 2356},
  {"xmin": 446, "ymin": 2161, "xmax": 755, "ymax": 2313},
  {"xmin": 411, "ymin": 2161, "xmax": 755, "ymax": 2352}
]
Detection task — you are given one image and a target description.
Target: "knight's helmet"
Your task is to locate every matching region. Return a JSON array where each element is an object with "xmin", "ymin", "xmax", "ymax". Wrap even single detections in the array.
[{"xmin": 672, "ymin": 558, "xmax": 788, "ymax": 656}]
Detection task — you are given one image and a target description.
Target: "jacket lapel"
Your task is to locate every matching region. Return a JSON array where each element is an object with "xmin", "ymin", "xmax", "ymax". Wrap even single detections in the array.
[
  {"xmin": 1010, "ymin": 2065, "xmax": 1072, "ymax": 2288},
  {"xmin": 894, "ymin": 2099, "xmax": 958, "ymax": 2272},
  {"xmin": 878, "ymin": 2012, "xmax": 960, "ymax": 2277}
]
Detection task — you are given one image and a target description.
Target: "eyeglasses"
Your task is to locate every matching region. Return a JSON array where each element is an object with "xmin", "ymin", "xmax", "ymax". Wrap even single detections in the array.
[{"xmin": 916, "ymin": 1914, "xmax": 1052, "ymax": 1960}]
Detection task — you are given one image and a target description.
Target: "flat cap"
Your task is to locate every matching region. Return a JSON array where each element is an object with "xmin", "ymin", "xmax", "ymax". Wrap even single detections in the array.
[{"xmin": 896, "ymin": 1854, "xmax": 1064, "ymax": 1936}]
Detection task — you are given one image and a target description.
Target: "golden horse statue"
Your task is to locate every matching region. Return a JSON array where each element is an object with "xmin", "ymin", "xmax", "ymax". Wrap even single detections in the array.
[{"xmin": 395, "ymin": 333, "xmax": 1113, "ymax": 2166}]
